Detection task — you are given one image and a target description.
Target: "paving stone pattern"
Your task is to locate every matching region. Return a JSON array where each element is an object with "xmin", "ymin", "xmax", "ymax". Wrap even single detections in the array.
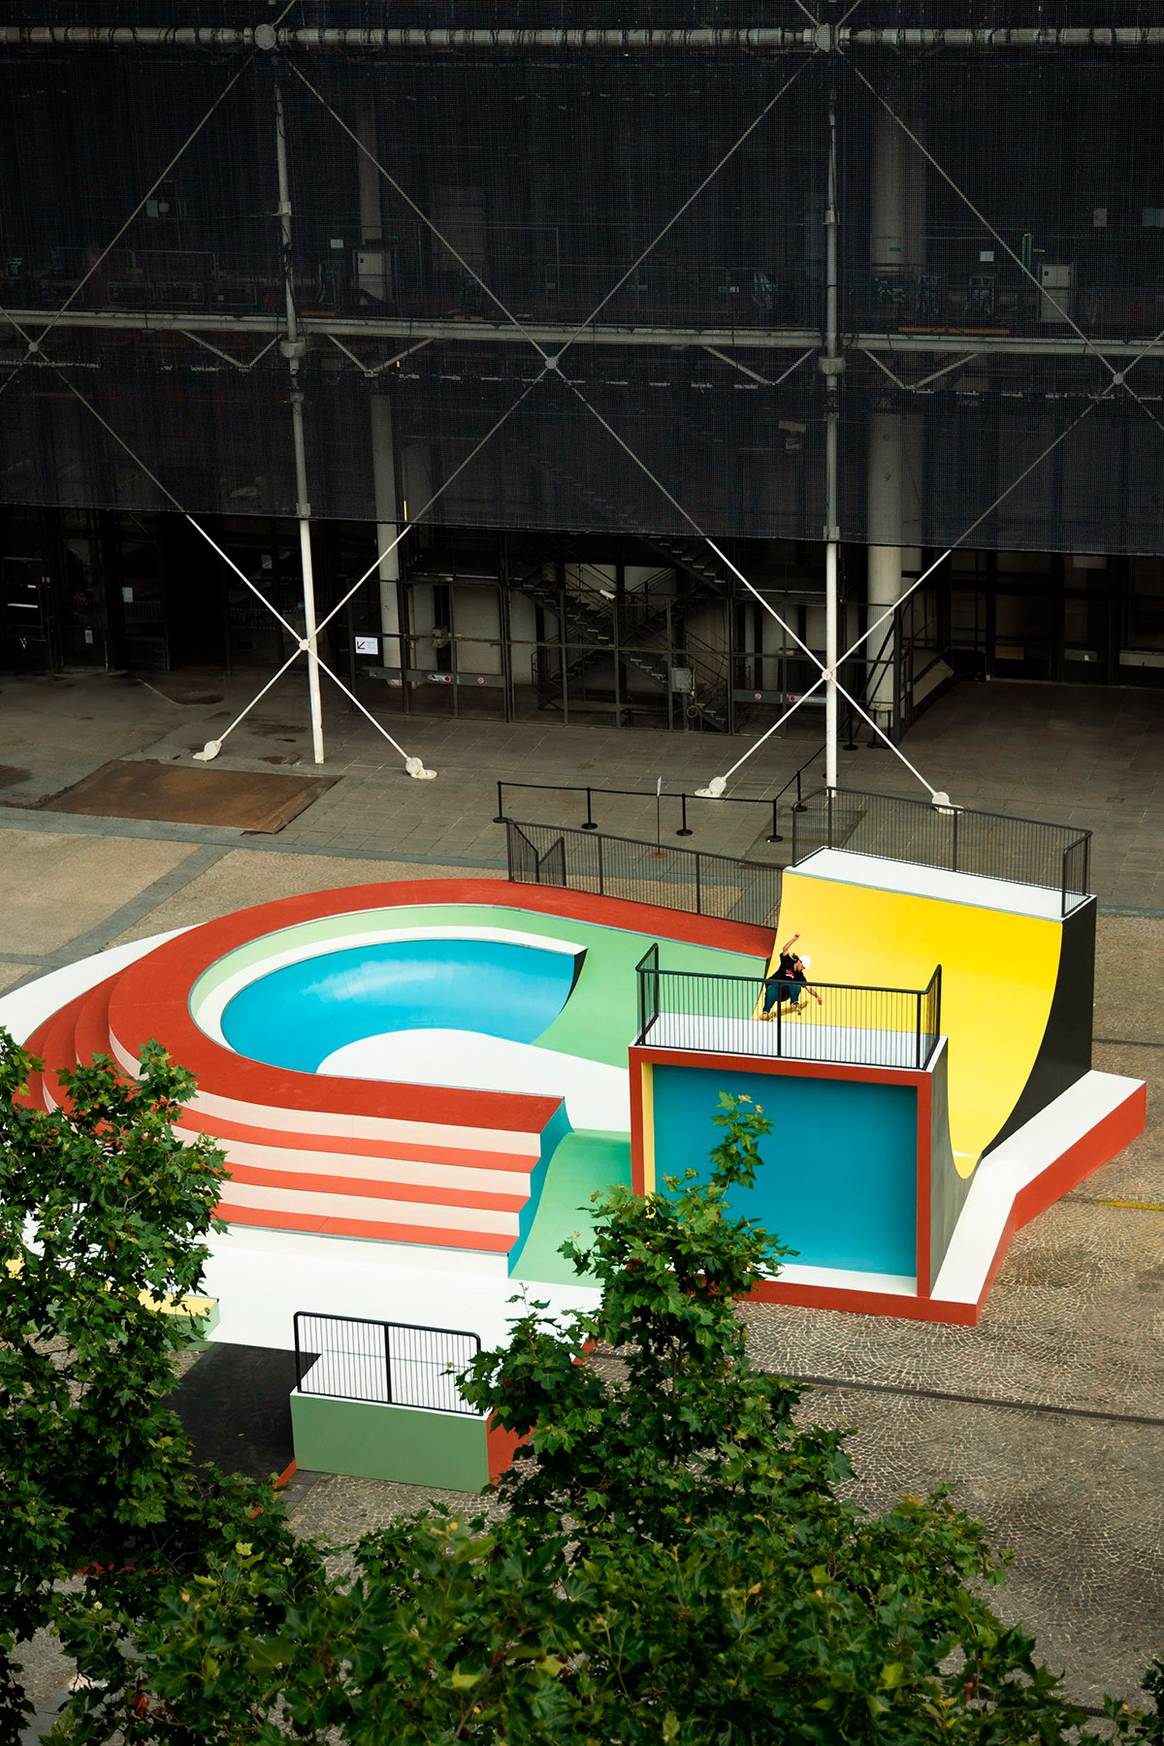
[
  {"xmin": 1, "ymin": 668, "xmax": 1162, "ymax": 909},
  {"xmin": 0, "ymin": 667, "xmax": 1161, "ymax": 1714}
]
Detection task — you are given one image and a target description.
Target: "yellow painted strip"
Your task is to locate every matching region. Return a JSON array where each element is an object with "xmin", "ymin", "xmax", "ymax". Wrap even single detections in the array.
[
  {"xmin": 6, "ymin": 1258, "xmax": 215, "ymax": 1320},
  {"xmin": 640, "ymin": 1061, "xmax": 655, "ymax": 1195},
  {"xmin": 1093, "ymin": 1198, "xmax": 1164, "ymax": 1212},
  {"xmin": 772, "ymin": 869, "xmax": 1063, "ymax": 1177}
]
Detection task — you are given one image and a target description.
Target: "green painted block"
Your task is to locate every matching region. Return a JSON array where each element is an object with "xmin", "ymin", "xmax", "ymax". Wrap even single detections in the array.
[
  {"xmin": 511, "ymin": 1128, "xmax": 631, "ymax": 1285},
  {"xmin": 291, "ymin": 1393, "xmax": 489, "ymax": 1492}
]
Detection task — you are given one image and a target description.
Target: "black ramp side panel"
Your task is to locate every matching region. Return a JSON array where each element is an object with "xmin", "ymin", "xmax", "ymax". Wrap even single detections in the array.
[{"xmin": 983, "ymin": 897, "xmax": 1097, "ymax": 1158}]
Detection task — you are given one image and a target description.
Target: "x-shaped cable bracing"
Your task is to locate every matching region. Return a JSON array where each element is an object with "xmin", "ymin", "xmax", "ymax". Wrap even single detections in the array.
[
  {"xmin": 293, "ymin": 50, "xmax": 957, "ymax": 804},
  {"xmin": 0, "ymin": 22, "xmax": 448, "ymax": 779},
  {"xmin": 37, "ymin": 348, "xmax": 458, "ymax": 777},
  {"xmin": 289, "ymin": 54, "xmax": 842, "ymax": 764},
  {"xmin": 816, "ymin": 51, "xmax": 1164, "ymax": 704}
]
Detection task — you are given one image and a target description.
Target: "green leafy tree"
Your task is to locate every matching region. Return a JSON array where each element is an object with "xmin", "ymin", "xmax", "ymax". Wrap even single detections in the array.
[
  {"xmin": 0, "ymin": 1033, "xmax": 321, "ymax": 1737},
  {"xmin": 41, "ymin": 1090, "xmax": 1163, "ymax": 1743}
]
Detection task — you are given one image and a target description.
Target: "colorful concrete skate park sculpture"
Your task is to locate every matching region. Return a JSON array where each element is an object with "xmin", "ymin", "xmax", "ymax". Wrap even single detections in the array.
[{"xmin": 4, "ymin": 783, "xmax": 1146, "ymax": 1489}]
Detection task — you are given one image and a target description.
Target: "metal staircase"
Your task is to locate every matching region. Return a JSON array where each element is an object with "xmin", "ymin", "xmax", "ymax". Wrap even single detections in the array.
[
  {"xmin": 498, "ymin": 443, "xmax": 734, "ymax": 728},
  {"xmin": 511, "ymin": 547, "xmax": 729, "ymax": 730}
]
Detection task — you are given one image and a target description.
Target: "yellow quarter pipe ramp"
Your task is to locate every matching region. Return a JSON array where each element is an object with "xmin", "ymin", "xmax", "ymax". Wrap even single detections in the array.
[{"xmin": 770, "ymin": 851, "xmax": 1090, "ymax": 1176}]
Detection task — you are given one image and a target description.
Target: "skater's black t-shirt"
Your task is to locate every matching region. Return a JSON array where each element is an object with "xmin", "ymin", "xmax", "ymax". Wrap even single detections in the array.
[{"xmin": 777, "ymin": 953, "xmax": 806, "ymax": 983}]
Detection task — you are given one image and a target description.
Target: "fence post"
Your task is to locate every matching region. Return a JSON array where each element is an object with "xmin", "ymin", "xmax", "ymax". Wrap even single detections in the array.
[
  {"xmin": 493, "ymin": 779, "xmax": 505, "ymax": 824},
  {"xmin": 383, "ymin": 1320, "xmax": 393, "ymax": 1405},
  {"xmin": 695, "ymin": 851, "xmax": 703, "ymax": 914},
  {"xmin": 827, "ymin": 787, "xmax": 834, "ymax": 848},
  {"xmin": 596, "ymin": 830, "xmax": 605, "ymax": 895},
  {"xmin": 582, "ymin": 786, "xmax": 597, "ymax": 830},
  {"xmin": 951, "ymin": 806, "xmax": 959, "ymax": 873},
  {"xmin": 767, "ymin": 798, "xmax": 783, "ymax": 843},
  {"xmin": 915, "ymin": 992, "xmax": 923, "ymax": 1070},
  {"xmin": 775, "ymin": 983, "xmax": 782, "ymax": 1057},
  {"xmin": 677, "ymin": 793, "xmax": 693, "ymax": 837}
]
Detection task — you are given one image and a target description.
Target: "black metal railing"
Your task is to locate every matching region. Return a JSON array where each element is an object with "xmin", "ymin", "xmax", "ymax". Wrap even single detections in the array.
[
  {"xmin": 504, "ymin": 818, "xmax": 781, "ymax": 928},
  {"xmin": 790, "ymin": 788, "xmax": 1091, "ymax": 915},
  {"xmin": 636, "ymin": 959, "xmax": 942, "ymax": 1071},
  {"xmin": 637, "ymin": 942, "xmax": 660, "ymax": 1040},
  {"xmin": 293, "ymin": 1312, "xmax": 481, "ymax": 1417},
  {"xmin": 495, "ymin": 778, "xmax": 784, "ymax": 851},
  {"xmin": 507, "ymin": 821, "xmax": 538, "ymax": 883},
  {"xmin": 536, "ymin": 834, "xmax": 566, "ymax": 887}
]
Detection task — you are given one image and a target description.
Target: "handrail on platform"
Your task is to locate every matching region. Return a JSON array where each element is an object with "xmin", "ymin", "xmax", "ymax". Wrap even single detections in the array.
[{"xmin": 790, "ymin": 787, "xmax": 1091, "ymax": 916}]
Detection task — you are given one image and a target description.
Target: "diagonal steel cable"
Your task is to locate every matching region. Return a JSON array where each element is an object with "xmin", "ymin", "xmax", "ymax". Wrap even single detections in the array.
[
  {"xmin": 841, "ymin": 51, "xmax": 1164, "ymax": 440},
  {"xmin": 37, "ymin": 337, "xmax": 548, "ymax": 761},
  {"xmin": 833, "ymin": 677, "xmax": 938, "ymax": 795},
  {"xmin": 285, "ymin": 46, "xmax": 828, "ymax": 675},
  {"xmin": 0, "ymin": 56, "xmax": 259, "ymax": 405},
  {"xmin": 32, "ymin": 348, "xmax": 429, "ymax": 762},
  {"xmin": 555, "ymin": 374, "xmax": 824, "ymax": 670},
  {"xmin": 552, "ymin": 55, "xmax": 815, "ymax": 369},
  {"xmin": 713, "ymin": 676, "xmax": 827, "ymax": 786},
  {"xmin": 311, "ymin": 370, "xmax": 548, "ymax": 644},
  {"xmin": 839, "ymin": 396, "xmax": 1101, "ymax": 670},
  {"xmin": 37, "ymin": 356, "xmax": 305, "ymax": 639},
  {"xmin": 285, "ymin": 59, "xmax": 551, "ymax": 366}
]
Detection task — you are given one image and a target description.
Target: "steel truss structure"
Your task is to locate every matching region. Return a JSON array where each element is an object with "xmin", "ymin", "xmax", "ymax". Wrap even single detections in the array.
[{"xmin": 2, "ymin": 4, "xmax": 1162, "ymax": 786}]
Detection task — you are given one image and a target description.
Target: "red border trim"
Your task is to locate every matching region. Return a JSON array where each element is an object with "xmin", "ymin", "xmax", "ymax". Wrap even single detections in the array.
[
  {"xmin": 972, "ymin": 1079, "xmax": 1147, "ymax": 1310},
  {"xmin": 632, "ymin": 1051, "xmax": 1145, "ymax": 1326},
  {"xmin": 629, "ymin": 1042, "xmax": 931, "ymax": 1294},
  {"xmin": 105, "ymin": 879, "xmax": 772, "ymax": 1137}
]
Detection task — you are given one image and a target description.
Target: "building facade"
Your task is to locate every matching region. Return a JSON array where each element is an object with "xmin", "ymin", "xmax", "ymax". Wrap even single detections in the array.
[{"xmin": 2, "ymin": 2, "xmax": 1163, "ymax": 739}]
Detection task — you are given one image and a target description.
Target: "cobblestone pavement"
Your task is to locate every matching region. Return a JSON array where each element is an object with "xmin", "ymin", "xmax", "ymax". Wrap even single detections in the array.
[{"xmin": 1, "ymin": 666, "xmax": 1161, "ymax": 1717}]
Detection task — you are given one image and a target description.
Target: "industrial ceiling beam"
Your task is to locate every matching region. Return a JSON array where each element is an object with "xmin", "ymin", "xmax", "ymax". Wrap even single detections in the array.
[
  {"xmin": 1, "ymin": 306, "xmax": 1161, "ymax": 362},
  {"xmin": 1, "ymin": 25, "xmax": 1163, "ymax": 51}
]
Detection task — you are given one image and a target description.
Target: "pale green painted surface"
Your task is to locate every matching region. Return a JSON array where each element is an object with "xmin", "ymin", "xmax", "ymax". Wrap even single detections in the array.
[
  {"xmin": 512, "ymin": 1129, "xmax": 631, "ymax": 1285},
  {"xmin": 192, "ymin": 900, "xmax": 768, "ymax": 1066},
  {"xmin": 291, "ymin": 1392, "xmax": 489, "ymax": 1492}
]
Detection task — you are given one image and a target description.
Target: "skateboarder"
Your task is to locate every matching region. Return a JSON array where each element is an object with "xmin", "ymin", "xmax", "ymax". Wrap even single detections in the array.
[{"xmin": 761, "ymin": 931, "xmax": 822, "ymax": 1017}]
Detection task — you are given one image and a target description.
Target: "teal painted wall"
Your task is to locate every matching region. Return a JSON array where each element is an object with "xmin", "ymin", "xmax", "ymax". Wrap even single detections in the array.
[
  {"xmin": 291, "ymin": 1395, "xmax": 489, "ymax": 1492},
  {"xmin": 651, "ymin": 1065, "xmax": 918, "ymax": 1277}
]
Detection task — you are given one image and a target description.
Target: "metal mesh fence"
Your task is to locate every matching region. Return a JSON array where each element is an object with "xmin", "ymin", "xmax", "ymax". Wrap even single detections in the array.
[
  {"xmin": 505, "ymin": 817, "xmax": 781, "ymax": 927},
  {"xmin": 791, "ymin": 786, "xmax": 1092, "ymax": 910},
  {"xmin": 293, "ymin": 1311, "xmax": 481, "ymax": 1415},
  {"xmin": 638, "ymin": 961, "xmax": 941, "ymax": 1070},
  {"xmin": 2, "ymin": 12, "xmax": 1163, "ymax": 550}
]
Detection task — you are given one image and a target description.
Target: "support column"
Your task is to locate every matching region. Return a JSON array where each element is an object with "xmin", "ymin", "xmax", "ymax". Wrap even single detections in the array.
[
  {"xmin": 354, "ymin": 91, "xmax": 390, "ymax": 306},
  {"xmin": 866, "ymin": 86, "xmax": 925, "ymax": 737},
  {"xmin": 275, "ymin": 81, "xmax": 325, "ymax": 766},
  {"xmin": 370, "ymin": 393, "xmax": 402, "ymax": 660},
  {"xmin": 823, "ymin": 82, "xmax": 842, "ymax": 788}
]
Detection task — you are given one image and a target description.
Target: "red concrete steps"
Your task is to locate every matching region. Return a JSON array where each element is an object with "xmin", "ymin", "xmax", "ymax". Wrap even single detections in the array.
[
  {"xmin": 215, "ymin": 1199, "xmax": 516, "ymax": 1253},
  {"xmin": 28, "ymin": 957, "xmax": 560, "ymax": 1259},
  {"xmin": 31, "ymin": 990, "xmax": 91, "ymax": 1111},
  {"xmin": 71, "ymin": 975, "xmax": 122, "ymax": 1073}
]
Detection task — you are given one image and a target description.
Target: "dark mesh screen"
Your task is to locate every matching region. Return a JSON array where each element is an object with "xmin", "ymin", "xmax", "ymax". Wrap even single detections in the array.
[{"xmin": 2, "ymin": 8, "xmax": 1163, "ymax": 552}]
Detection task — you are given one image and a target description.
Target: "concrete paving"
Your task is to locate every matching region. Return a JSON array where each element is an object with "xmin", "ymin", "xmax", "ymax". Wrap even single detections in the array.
[
  {"xmin": 0, "ymin": 666, "xmax": 1161, "ymax": 1717},
  {"xmin": 1, "ymin": 666, "xmax": 1162, "ymax": 908}
]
